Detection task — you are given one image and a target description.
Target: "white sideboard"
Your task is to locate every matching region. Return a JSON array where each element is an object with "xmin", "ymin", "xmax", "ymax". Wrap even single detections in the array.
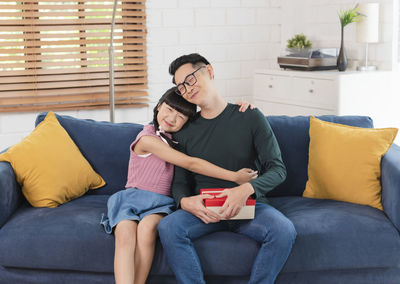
[
  {"xmin": 253, "ymin": 69, "xmax": 400, "ymax": 133},
  {"xmin": 253, "ymin": 70, "xmax": 400, "ymax": 116}
]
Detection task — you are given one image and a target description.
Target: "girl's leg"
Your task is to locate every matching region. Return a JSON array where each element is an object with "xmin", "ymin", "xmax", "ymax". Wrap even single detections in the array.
[
  {"xmin": 114, "ymin": 220, "xmax": 138, "ymax": 284},
  {"xmin": 134, "ymin": 214, "xmax": 164, "ymax": 284}
]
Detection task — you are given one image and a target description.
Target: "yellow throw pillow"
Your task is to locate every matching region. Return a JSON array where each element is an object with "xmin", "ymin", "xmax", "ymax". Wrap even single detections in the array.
[
  {"xmin": 0, "ymin": 112, "xmax": 105, "ymax": 208},
  {"xmin": 303, "ymin": 116, "xmax": 397, "ymax": 210}
]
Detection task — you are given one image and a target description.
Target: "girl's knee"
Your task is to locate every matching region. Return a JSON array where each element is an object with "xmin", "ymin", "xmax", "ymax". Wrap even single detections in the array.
[
  {"xmin": 115, "ymin": 220, "xmax": 137, "ymax": 245},
  {"xmin": 139, "ymin": 215, "xmax": 162, "ymax": 238}
]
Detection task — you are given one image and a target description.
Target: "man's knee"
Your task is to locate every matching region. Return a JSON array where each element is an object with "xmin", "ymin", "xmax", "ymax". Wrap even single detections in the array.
[
  {"xmin": 281, "ymin": 217, "xmax": 297, "ymax": 244},
  {"xmin": 157, "ymin": 214, "xmax": 170, "ymax": 238},
  {"xmin": 256, "ymin": 206, "xmax": 297, "ymax": 245},
  {"xmin": 158, "ymin": 211, "xmax": 183, "ymax": 240},
  {"xmin": 269, "ymin": 216, "xmax": 297, "ymax": 250}
]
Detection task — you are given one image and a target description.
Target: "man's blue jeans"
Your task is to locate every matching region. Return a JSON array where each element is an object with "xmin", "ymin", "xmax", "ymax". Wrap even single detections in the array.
[{"xmin": 158, "ymin": 202, "xmax": 297, "ymax": 284}]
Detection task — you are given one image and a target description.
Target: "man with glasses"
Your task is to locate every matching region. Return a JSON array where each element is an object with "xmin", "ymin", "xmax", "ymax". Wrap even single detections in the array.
[{"xmin": 158, "ymin": 53, "xmax": 296, "ymax": 284}]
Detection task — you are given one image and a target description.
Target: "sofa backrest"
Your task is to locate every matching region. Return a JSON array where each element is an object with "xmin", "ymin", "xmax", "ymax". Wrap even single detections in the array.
[
  {"xmin": 35, "ymin": 112, "xmax": 143, "ymax": 196},
  {"xmin": 266, "ymin": 115, "xmax": 373, "ymax": 197},
  {"xmin": 35, "ymin": 113, "xmax": 373, "ymax": 197}
]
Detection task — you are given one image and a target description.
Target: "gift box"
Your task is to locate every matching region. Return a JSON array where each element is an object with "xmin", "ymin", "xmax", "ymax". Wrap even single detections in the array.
[{"xmin": 200, "ymin": 188, "xmax": 256, "ymax": 220}]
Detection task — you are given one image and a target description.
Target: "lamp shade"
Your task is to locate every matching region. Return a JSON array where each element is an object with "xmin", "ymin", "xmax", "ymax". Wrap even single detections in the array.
[{"xmin": 356, "ymin": 3, "xmax": 379, "ymax": 43}]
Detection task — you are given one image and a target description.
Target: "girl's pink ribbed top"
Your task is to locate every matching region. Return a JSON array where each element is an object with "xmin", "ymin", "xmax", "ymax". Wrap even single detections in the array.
[{"xmin": 125, "ymin": 124, "xmax": 174, "ymax": 196}]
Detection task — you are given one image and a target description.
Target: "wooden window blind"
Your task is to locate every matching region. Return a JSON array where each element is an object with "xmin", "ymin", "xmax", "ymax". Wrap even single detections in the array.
[{"xmin": 0, "ymin": 0, "xmax": 148, "ymax": 113}]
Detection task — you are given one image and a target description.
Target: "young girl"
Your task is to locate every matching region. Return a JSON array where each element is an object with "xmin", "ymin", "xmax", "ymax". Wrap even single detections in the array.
[{"xmin": 101, "ymin": 87, "xmax": 257, "ymax": 284}]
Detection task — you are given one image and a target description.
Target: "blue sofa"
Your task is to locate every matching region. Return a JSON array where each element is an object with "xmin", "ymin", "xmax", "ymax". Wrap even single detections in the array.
[{"xmin": 0, "ymin": 113, "xmax": 400, "ymax": 284}]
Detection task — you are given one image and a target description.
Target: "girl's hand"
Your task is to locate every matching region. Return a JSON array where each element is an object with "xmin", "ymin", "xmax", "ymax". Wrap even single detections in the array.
[
  {"xmin": 236, "ymin": 101, "xmax": 255, "ymax": 112},
  {"xmin": 235, "ymin": 168, "xmax": 258, "ymax": 184}
]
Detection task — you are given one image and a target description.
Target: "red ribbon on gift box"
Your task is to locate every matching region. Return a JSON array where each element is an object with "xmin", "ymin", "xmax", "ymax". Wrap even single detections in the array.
[{"xmin": 200, "ymin": 188, "xmax": 256, "ymax": 207}]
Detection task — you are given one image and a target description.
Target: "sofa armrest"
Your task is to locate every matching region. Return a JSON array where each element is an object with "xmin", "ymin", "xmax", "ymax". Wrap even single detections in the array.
[
  {"xmin": 0, "ymin": 162, "xmax": 22, "ymax": 228},
  {"xmin": 382, "ymin": 144, "xmax": 400, "ymax": 232}
]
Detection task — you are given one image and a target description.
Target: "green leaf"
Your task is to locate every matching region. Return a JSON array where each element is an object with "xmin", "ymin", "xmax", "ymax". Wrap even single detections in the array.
[
  {"xmin": 286, "ymin": 33, "xmax": 312, "ymax": 49},
  {"xmin": 338, "ymin": 4, "xmax": 364, "ymax": 27}
]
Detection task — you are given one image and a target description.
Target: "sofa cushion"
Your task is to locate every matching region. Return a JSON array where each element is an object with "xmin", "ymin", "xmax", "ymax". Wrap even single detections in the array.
[
  {"xmin": 303, "ymin": 117, "xmax": 397, "ymax": 210},
  {"xmin": 269, "ymin": 196, "xmax": 400, "ymax": 272},
  {"xmin": 0, "ymin": 195, "xmax": 259, "ymax": 276},
  {"xmin": 0, "ymin": 196, "xmax": 115, "ymax": 272},
  {"xmin": 0, "ymin": 112, "xmax": 105, "ymax": 207},
  {"xmin": 1, "ymin": 195, "xmax": 399, "ymax": 276},
  {"xmin": 266, "ymin": 115, "xmax": 373, "ymax": 197},
  {"xmin": 35, "ymin": 113, "xmax": 143, "ymax": 195}
]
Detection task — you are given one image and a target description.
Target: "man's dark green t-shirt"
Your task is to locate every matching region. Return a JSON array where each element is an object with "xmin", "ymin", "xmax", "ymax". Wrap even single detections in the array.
[{"xmin": 172, "ymin": 103, "xmax": 286, "ymax": 206}]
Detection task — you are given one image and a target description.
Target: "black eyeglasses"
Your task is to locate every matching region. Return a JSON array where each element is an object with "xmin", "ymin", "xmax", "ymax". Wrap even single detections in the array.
[{"xmin": 175, "ymin": 66, "xmax": 206, "ymax": 96}]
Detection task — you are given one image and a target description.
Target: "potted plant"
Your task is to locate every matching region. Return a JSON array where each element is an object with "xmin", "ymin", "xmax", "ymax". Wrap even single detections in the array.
[
  {"xmin": 286, "ymin": 33, "xmax": 312, "ymax": 57},
  {"xmin": 337, "ymin": 4, "xmax": 363, "ymax": 71}
]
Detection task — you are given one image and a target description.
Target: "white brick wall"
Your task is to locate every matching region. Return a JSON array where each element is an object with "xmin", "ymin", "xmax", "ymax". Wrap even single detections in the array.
[
  {"xmin": 146, "ymin": 0, "xmax": 279, "ymax": 107},
  {"xmin": 0, "ymin": 0, "xmax": 398, "ymax": 150},
  {"xmin": 397, "ymin": 0, "xmax": 400, "ymax": 65},
  {"xmin": 281, "ymin": 0, "xmax": 395, "ymax": 70},
  {"xmin": 196, "ymin": 9, "xmax": 226, "ymax": 26}
]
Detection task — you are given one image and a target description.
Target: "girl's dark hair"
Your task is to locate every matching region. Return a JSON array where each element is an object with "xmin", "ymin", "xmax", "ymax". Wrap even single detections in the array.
[
  {"xmin": 153, "ymin": 87, "xmax": 197, "ymax": 147},
  {"xmin": 169, "ymin": 53, "xmax": 210, "ymax": 84}
]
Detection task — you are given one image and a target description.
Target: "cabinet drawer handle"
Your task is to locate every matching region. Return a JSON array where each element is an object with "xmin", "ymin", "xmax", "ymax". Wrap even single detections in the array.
[
  {"xmin": 268, "ymin": 85, "xmax": 273, "ymax": 88},
  {"xmin": 309, "ymin": 89, "xmax": 314, "ymax": 93}
]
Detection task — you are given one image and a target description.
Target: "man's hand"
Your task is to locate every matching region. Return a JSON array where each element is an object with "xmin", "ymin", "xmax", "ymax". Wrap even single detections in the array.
[
  {"xmin": 216, "ymin": 183, "xmax": 255, "ymax": 220},
  {"xmin": 180, "ymin": 194, "xmax": 221, "ymax": 224}
]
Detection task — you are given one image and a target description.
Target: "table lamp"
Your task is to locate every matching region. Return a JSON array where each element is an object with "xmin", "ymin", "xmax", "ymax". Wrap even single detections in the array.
[{"xmin": 356, "ymin": 3, "xmax": 379, "ymax": 71}]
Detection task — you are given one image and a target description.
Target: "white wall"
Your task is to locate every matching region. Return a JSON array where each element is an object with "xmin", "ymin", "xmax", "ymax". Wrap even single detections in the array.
[
  {"xmin": 281, "ymin": 0, "xmax": 395, "ymax": 70},
  {"xmin": 395, "ymin": 0, "xmax": 400, "ymax": 68},
  {"xmin": 0, "ymin": 0, "xmax": 399, "ymax": 150},
  {"xmin": 145, "ymin": 0, "xmax": 281, "ymax": 105}
]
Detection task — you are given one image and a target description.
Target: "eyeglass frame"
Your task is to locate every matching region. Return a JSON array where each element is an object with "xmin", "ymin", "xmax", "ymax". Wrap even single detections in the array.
[{"xmin": 175, "ymin": 65, "xmax": 206, "ymax": 96}]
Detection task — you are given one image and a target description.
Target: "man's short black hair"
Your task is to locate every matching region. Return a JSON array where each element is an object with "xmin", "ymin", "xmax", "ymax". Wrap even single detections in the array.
[{"xmin": 169, "ymin": 53, "xmax": 210, "ymax": 84}]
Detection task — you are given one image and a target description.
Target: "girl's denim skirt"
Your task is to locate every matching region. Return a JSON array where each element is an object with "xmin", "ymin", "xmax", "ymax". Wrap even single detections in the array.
[{"xmin": 100, "ymin": 187, "xmax": 176, "ymax": 234}]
